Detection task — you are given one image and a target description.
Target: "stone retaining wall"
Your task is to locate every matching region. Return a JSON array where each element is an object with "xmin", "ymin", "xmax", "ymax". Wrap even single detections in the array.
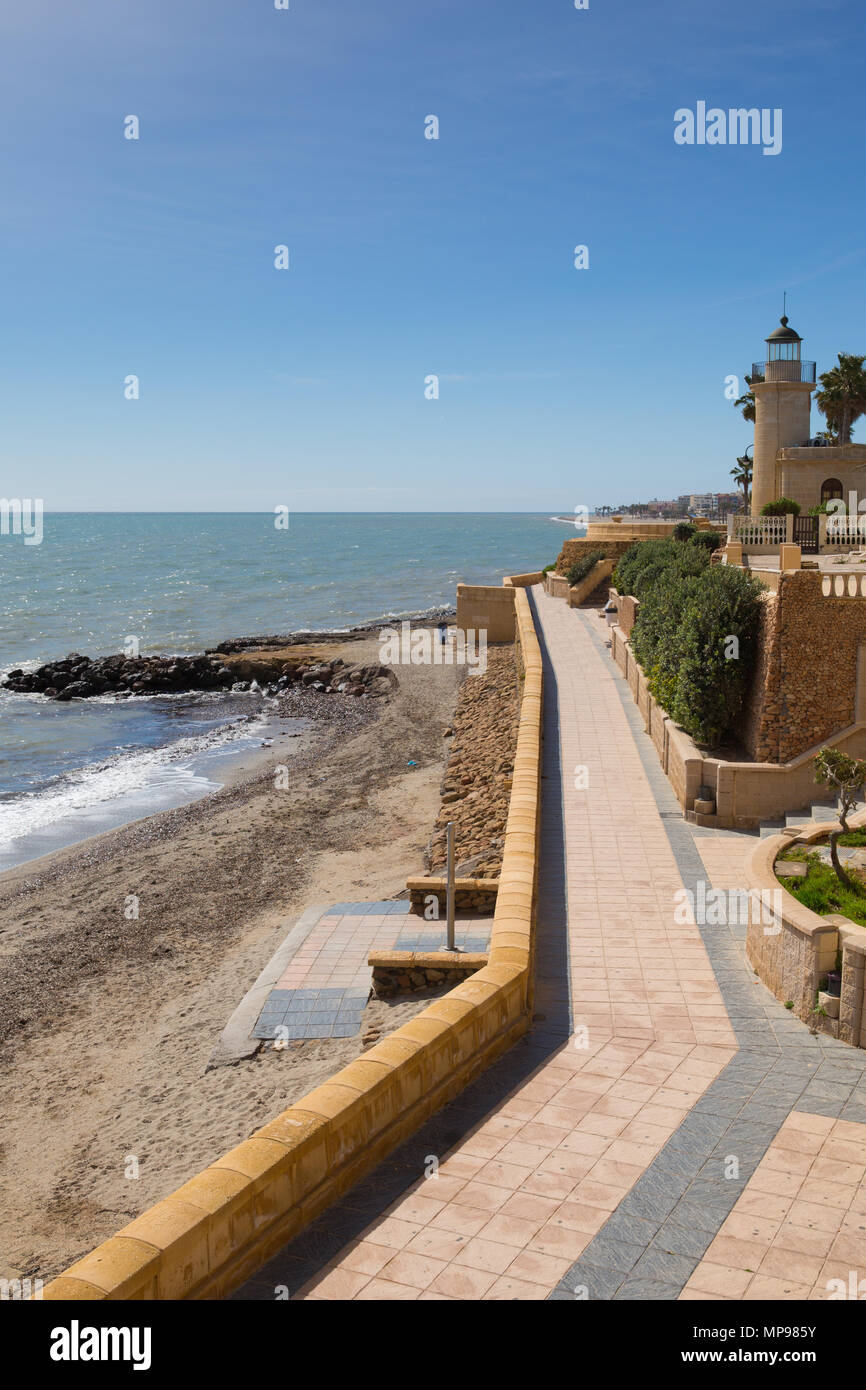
[
  {"xmin": 555, "ymin": 537, "xmax": 636, "ymax": 574},
  {"xmin": 407, "ymin": 877, "xmax": 498, "ymax": 914},
  {"xmin": 608, "ymin": 621, "xmax": 866, "ymax": 828},
  {"xmin": 369, "ymin": 951, "xmax": 487, "ymax": 998},
  {"xmin": 425, "ymin": 644, "xmax": 519, "ymax": 880},
  {"xmin": 568, "ymin": 560, "xmax": 615, "ymax": 606},
  {"xmin": 746, "ymin": 820, "xmax": 866, "ymax": 1046},
  {"xmin": 742, "ymin": 570, "xmax": 866, "ymax": 763},
  {"xmin": 455, "ymin": 583, "xmax": 515, "ymax": 641},
  {"xmin": 43, "ymin": 587, "xmax": 543, "ymax": 1301}
]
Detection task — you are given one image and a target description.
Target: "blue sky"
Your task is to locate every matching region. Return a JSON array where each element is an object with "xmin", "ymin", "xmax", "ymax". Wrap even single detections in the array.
[{"xmin": 1, "ymin": 0, "xmax": 864, "ymax": 512}]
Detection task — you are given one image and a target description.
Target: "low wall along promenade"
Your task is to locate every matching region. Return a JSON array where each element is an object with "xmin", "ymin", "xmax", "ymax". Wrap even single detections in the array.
[
  {"xmin": 746, "ymin": 817, "xmax": 866, "ymax": 1048},
  {"xmin": 43, "ymin": 584, "xmax": 543, "ymax": 1301},
  {"xmin": 608, "ymin": 588, "xmax": 866, "ymax": 830}
]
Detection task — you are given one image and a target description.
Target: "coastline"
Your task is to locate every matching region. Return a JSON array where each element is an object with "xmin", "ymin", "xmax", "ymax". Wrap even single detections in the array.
[
  {"xmin": 0, "ymin": 628, "xmax": 463, "ymax": 1283},
  {"xmin": 0, "ymin": 611, "xmax": 456, "ymax": 875}
]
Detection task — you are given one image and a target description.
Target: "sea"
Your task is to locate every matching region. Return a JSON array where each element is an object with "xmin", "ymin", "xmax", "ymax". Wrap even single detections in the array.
[{"xmin": 0, "ymin": 512, "xmax": 576, "ymax": 870}]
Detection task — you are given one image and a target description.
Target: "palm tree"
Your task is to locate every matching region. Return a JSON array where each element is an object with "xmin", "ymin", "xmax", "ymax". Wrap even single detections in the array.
[
  {"xmin": 733, "ymin": 372, "xmax": 764, "ymax": 424},
  {"xmin": 816, "ymin": 353, "xmax": 866, "ymax": 445},
  {"xmin": 730, "ymin": 452, "xmax": 752, "ymax": 512}
]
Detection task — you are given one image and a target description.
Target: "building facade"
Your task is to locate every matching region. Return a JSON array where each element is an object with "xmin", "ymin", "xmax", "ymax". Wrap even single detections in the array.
[{"xmin": 750, "ymin": 317, "xmax": 866, "ymax": 516}]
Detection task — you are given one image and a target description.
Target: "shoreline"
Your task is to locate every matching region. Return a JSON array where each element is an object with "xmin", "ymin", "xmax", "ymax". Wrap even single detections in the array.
[
  {"xmin": 0, "ymin": 608, "xmax": 459, "ymax": 677},
  {"xmin": 0, "ymin": 612, "xmax": 457, "ymax": 875},
  {"xmin": 0, "ymin": 631, "xmax": 463, "ymax": 1282}
]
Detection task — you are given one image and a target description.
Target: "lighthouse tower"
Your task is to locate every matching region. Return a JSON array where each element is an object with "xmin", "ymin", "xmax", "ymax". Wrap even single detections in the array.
[{"xmin": 750, "ymin": 316, "xmax": 815, "ymax": 517}]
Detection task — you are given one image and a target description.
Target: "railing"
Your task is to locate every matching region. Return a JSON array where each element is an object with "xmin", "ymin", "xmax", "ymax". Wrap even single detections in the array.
[
  {"xmin": 822, "ymin": 573, "xmax": 866, "ymax": 598},
  {"xmin": 751, "ymin": 360, "xmax": 816, "ymax": 384},
  {"xmin": 729, "ymin": 513, "xmax": 791, "ymax": 550},
  {"xmin": 825, "ymin": 515, "xmax": 866, "ymax": 549}
]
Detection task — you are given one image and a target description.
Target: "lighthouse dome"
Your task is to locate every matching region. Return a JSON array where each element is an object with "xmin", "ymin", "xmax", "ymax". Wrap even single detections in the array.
[{"xmin": 766, "ymin": 315, "xmax": 802, "ymax": 343}]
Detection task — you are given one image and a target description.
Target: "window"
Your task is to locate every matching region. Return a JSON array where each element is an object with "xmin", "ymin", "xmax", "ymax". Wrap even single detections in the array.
[{"xmin": 821, "ymin": 478, "xmax": 844, "ymax": 503}]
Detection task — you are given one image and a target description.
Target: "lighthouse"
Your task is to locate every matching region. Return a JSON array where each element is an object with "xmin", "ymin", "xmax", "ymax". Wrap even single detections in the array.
[{"xmin": 750, "ymin": 316, "xmax": 815, "ymax": 517}]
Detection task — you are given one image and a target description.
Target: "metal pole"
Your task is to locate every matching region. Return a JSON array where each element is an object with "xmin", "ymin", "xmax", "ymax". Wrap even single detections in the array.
[{"xmin": 446, "ymin": 820, "xmax": 455, "ymax": 950}]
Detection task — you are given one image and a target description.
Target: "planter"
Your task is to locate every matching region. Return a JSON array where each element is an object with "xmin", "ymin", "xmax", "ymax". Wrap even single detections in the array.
[{"xmin": 818, "ymin": 990, "xmax": 840, "ymax": 1019}]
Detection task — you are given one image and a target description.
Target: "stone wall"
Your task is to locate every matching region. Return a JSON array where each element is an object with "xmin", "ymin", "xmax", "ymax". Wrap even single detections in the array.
[
  {"xmin": 746, "ymin": 824, "xmax": 866, "ymax": 1046},
  {"xmin": 568, "ymin": 559, "xmax": 616, "ymax": 606},
  {"xmin": 406, "ymin": 878, "xmax": 498, "ymax": 914},
  {"xmin": 455, "ymin": 584, "xmax": 515, "ymax": 641},
  {"xmin": 369, "ymin": 951, "xmax": 487, "ymax": 998},
  {"xmin": 740, "ymin": 570, "xmax": 866, "ymax": 763},
  {"xmin": 554, "ymin": 537, "xmax": 636, "ymax": 575},
  {"xmin": 426, "ymin": 644, "xmax": 519, "ymax": 879}
]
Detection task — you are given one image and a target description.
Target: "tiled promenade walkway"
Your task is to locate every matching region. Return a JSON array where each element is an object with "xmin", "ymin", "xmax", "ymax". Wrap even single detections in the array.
[{"xmin": 233, "ymin": 585, "xmax": 866, "ymax": 1300}]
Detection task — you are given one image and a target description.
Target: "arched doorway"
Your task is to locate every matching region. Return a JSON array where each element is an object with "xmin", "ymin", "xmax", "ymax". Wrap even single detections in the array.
[{"xmin": 821, "ymin": 478, "xmax": 844, "ymax": 503}]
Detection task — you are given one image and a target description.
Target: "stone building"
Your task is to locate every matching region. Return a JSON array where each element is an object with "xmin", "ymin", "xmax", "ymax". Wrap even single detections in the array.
[{"xmin": 751, "ymin": 315, "xmax": 866, "ymax": 517}]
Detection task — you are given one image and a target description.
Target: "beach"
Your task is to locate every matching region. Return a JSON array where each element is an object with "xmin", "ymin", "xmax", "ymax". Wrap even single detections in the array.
[{"xmin": 0, "ymin": 632, "xmax": 462, "ymax": 1285}]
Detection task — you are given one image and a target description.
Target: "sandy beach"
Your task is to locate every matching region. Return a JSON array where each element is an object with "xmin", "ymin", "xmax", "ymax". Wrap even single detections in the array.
[{"xmin": 0, "ymin": 633, "xmax": 462, "ymax": 1285}]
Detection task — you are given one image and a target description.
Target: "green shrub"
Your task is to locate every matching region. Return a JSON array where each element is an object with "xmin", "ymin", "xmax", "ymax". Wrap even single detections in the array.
[
  {"xmin": 543, "ymin": 563, "xmax": 556, "ymax": 573},
  {"xmin": 632, "ymin": 572, "xmax": 703, "ymax": 711},
  {"xmin": 672, "ymin": 522, "xmax": 697, "ymax": 542},
  {"xmin": 690, "ymin": 530, "xmax": 723, "ymax": 552},
  {"xmin": 566, "ymin": 548, "xmax": 605, "ymax": 588},
  {"xmin": 614, "ymin": 537, "xmax": 710, "ymax": 599},
  {"xmin": 614, "ymin": 540, "xmax": 666, "ymax": 597},
  {"xmin": 760, "ymin": 497, "xmax": 800, "ymax": 516},
  {"xmin": 628, "ymin": 552, "xmax": 762, "ymax": 747},
  {"xmin": 666, "ymin": 566, "xmax": 763, "ymax": 745}
]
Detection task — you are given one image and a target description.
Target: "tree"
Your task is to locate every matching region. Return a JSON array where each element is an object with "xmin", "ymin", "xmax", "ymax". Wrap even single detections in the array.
[
  {"xmin": 730, "ymin": 453, "xmax": 752, "ymax": 511},
  {"xmin": 733, "ymin": 373, "xmax": 763, "ymax": 425},
  {"xmin": 816, "ymin": 353, "xmax": 866, "ymax": 446},
  {"xmin": 813, "ymin": 748, "xmax": 866, "ymax": 893}
]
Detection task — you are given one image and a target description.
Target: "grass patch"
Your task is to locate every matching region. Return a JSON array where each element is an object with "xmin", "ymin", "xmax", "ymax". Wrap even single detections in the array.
[{"xmin": 777, "ymin": 849, "xmax": 866, "ymax": 926}]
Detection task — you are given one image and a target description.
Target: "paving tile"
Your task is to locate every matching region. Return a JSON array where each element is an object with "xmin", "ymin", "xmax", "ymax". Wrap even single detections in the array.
[{"xmin": 235, "ymin": 589, "xmax": 866, "ymax": 1302}]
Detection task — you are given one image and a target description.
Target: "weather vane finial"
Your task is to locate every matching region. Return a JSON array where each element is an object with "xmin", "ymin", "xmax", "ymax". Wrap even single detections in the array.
[{"xmin": 783, "ymin": 290, "xmax": 786, "ymax": 318}]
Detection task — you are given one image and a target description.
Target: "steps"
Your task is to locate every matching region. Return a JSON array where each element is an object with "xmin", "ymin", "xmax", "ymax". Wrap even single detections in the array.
[{"xmin": 759, "ymin": 800, "xmax": 839, "ymax": 838}]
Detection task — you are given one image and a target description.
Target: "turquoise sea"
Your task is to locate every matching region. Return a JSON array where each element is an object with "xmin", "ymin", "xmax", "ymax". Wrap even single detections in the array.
[{"xmin": 0, "ymin": 512, "xmax": 574, "ymax": 868}]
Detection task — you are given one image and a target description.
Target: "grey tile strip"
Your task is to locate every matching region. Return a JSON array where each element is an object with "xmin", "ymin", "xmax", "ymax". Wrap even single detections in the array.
[
  {"xmin": 549, "ymin": 609, "xmax": 866, "ymax": 1301},
  {"xmin": 207, "ymin": 903, "xmax": 332, "ymax": 1068}
]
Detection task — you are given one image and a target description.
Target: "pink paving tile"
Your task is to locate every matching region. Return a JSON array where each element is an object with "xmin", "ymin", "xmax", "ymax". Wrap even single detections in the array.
[
  {"xmin": 377, "ymin": 1251, "xmax": 448, "ymax": 1290},
  {"xmin": 280, "ymin": 586, "xmax": 740, "ymax": 1301}
]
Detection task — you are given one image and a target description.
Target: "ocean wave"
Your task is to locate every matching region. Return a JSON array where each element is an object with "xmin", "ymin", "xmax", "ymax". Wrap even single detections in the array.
[{"xmin": 0, "ymin": 712, "xmax": 269, "ymax": 847}]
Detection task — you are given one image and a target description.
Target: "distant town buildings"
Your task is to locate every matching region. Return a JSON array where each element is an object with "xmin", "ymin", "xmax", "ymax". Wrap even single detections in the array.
[{"xmin": 597, "ymin": 492, "xmax": 742, "ymax": 519}]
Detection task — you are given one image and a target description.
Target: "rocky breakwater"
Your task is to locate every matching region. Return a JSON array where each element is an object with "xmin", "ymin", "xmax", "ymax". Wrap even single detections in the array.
[
  {"xmin": 1, "ymin": 651, "xmax": 399, "ymax": 701},
  {"xmin": 426, "ymin": 644, "xmax": 519, "ymax": 879}
]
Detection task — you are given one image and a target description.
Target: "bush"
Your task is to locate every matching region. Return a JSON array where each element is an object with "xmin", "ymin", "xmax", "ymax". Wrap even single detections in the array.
[
  {"xmin": 566, "ymin": 548, "xmax": 605, "ymax": 588},
  {"xmin": 690, "ymin": 530, "xmax": 723, "ymax": 552},
  {"xmin": 631, "ymin": 572, "xmax": 703, "ymax": 711},
  {"xmin": 613, "ymin": 537, "xmax": 709, "ymax": 599},
  {"xmin": 672, "ymin": 522, "xmax": 697, "ymax": 542},
  {"xmin": 628, "ymin": 551, "xmax": 763, "ymax": 747},
  {"xmin": 666, "ymin": 566, "xmax": 763, "ymax": 745},
  {"xmin": 543, "ymin": 563, "xmax": 556, "ymax": 573},
  {"xmin": 760, "ymin": 497, "xmax": 800, "ymax": 516}
]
